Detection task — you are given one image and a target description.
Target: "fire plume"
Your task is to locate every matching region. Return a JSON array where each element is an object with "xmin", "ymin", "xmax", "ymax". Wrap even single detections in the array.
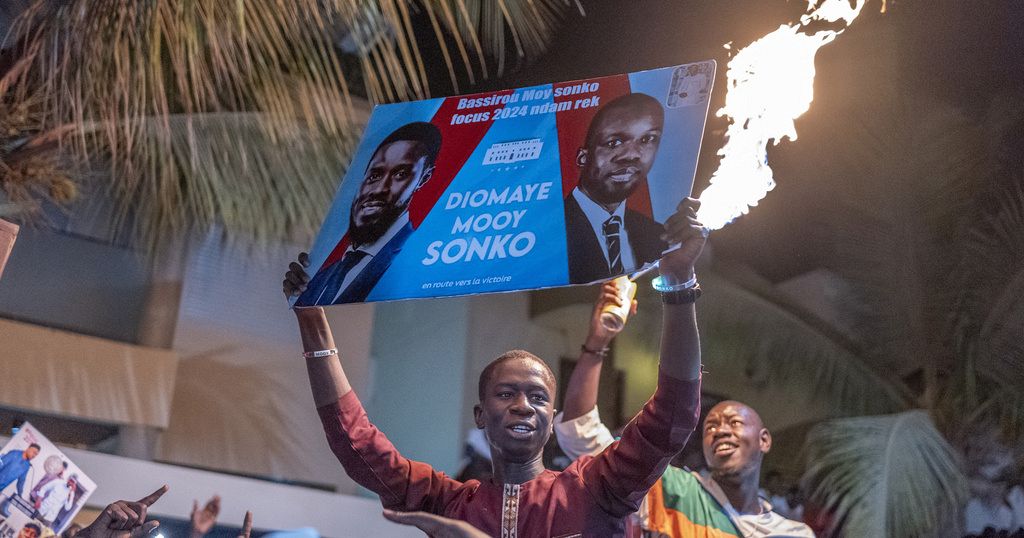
[{"xmin": 697, "ymin": 0, "xmax": 869, "ymax": 230}]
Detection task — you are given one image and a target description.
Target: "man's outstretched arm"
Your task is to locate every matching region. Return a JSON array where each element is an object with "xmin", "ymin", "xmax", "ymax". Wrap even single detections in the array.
[
  {"xmin": 555, "ymin": 280, "xmax": 636, "ymax": 460},
  {"xmin": 284, "ymin": 254, "xmax": 460, "ymax": 512},
  {"xmin": 657, "ymin": 197, "xmax": 705, "ymax": 382},
  {"xmin": 579, "ymin": 197, "xmax": 707, "ymax": 517},
  {"xmin": 285, "ymin": 253, "xmax": 353, "ymax": 406},
  {"xmin": 561, "ymin": 280, "xmax": 636, "ymax": 422}
]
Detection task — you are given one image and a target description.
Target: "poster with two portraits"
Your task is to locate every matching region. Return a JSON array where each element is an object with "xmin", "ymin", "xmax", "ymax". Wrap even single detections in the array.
[
  {"xmin": 0, "ymin": 424, "xmax": 96, "ymax": 538},
  {"xmin": 297, "ymin": 60, "xmax": 715, "ymax": 307}
]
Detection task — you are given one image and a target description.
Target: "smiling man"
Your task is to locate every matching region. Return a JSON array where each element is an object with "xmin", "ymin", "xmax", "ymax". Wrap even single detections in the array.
[
  {"xmin": 299, "ymin": 121, "xmax": 442, "ymax": 305},
  {"xmin": 564, "ymin": 92, "xmax": 669, "ymax": 284},
  {"xmin": 284, "ymin": 198, "xmax": 707, "ymax": 536},
  {"xmin": 557, "ymin": 361, "xmax": 816, "ymax": 536}
]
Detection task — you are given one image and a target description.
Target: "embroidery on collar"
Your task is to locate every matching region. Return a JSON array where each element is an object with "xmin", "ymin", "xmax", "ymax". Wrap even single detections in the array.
[{"xmin": 501, "ymin": 483, "xmax": 521, "ymax": 538}]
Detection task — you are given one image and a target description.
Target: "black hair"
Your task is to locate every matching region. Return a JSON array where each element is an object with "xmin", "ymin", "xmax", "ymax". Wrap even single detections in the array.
[
  {"xmin": 27, "ymin": 443, "xmax": 41, "ymax": 451},
  {"xmin": 369, "ymin": 121, "xmax": 443, "ymax": 167},
  {"xmin": 477, "ymin": 350, "xmax": 555, "ymax": 401},
  {"xmin": 583, "ymin": 92, "xmax": 664, "ymax": 148},
  {"xmin": 22, "ymin": 523, "xmax": 42, "ymax": 535}
]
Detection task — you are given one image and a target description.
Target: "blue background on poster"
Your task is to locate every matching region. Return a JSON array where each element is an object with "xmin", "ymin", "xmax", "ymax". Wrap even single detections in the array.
[{"xmin": 628, "ymin": 64, "xmax": 714, "ymax": 223}]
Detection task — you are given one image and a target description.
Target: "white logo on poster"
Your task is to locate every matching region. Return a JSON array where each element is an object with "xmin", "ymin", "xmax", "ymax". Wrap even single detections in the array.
[
  {"xmin": 667, "ymin": 61, "xmax": 714, "ymax": 108},
  {"xmin": 483, "ymin": 139, "xmax": 543, "ymax": 165}
]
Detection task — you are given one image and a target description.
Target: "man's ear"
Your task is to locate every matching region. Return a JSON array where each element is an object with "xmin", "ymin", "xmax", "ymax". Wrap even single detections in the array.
[
  {"xmin": 576, "ymin": 148, "xmax": 588, "ymax": 168},
  {"xmin": 414, "ymin": 165, "xmax": 435, "ymax": 193},
  {"xmin": 760, "ymin": 428, "xmax": 772, "ymax": 454},
  {"xmin": 473, "ymin": 404, "xmax": 485, "ymax": 429}
]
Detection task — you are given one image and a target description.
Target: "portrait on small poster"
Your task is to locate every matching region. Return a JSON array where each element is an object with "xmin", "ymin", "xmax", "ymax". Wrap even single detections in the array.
[
  {"xmin": 0, "ymin": 423, "xmax": 96, "ymax": 536},
  {"xmin": 297, "ymin": 60, "xmax": 716, "ymax": 306}
]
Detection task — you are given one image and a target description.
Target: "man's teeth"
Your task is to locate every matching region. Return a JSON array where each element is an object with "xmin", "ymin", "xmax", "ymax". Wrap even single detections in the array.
[{"xmin": 511, "ymin": 425, "xmax": 532, "ymax": 433}]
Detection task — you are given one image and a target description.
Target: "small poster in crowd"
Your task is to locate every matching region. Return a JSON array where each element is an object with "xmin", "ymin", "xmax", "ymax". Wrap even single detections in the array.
[
  {"xmin": 0, "ymin": 219, "xmax": 18, "ymax": 280},
  {"xmin": 297, "ymin": 60, "xmax": 715, "ymax": 306},
  {"xmin": 0, "ymin": 423, "xmax": 97, "ymax": 537}
]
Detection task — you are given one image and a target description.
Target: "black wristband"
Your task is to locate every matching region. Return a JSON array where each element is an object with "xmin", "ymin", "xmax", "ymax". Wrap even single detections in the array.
[
  {"xmin": 659, "ymin": 284, "xmax": 702, "ymax": 304},
  {"xmin": 580, "ymin": 344, "xmax": 609, "ymax": 358}
]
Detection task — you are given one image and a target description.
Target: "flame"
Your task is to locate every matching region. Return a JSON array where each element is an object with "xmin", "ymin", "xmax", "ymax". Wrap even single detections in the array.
[{"xmin": 697, "ymin": 0, "xmax": 868, "ymax": 230}]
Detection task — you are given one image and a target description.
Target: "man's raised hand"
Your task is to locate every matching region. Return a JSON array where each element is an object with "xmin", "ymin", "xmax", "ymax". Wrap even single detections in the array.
[
  {"xmin": 284, "ymin": 252, "xmax": 311, "ymax": 299},
  {"xmin": 660, "ymin": 197, "xmax": 708, "ymax": 279},
  {"xmin": 78, "ymin": 485, "xmax": 167, "ymax": 538},
  {"xmin": 587, "ymin": 279, "xmax": 637, "ymax": 349},
  {"xmin": 237, "ymin": 511, "xmax": 253, "ymax": 538},
  {"xmin": 189, "ymin": 495, "xmax": 221, "ymax": 538}
]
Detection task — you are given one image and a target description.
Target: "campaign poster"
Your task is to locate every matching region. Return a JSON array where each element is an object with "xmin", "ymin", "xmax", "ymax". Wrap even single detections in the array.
[
  {"xmin": 0, "ymin": 423, "xmax": 97, "ymax": 536},
  {"xmin": 297, "ymin": 60, "xmax": 715, "ymax": 306},
  {"xmin": 0, "ymin": 219, "xmax": 17, "ymax": 280}
]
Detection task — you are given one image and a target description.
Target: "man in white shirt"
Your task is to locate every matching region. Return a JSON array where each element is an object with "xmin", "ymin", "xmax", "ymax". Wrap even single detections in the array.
[
  {"xmin": 564, "ymin": 92, "xmax": 668, "ymax": 283},
  {"xmin": 35, "ymin": 474, "xmax": 76, "ymax": 527},
  {"xmin": 555, "ymin": 281, "xmax": 815, "ymax": 537},
  {"xmin": 299, "ymin": 122, "xmax": 442, "ymax": 305}
]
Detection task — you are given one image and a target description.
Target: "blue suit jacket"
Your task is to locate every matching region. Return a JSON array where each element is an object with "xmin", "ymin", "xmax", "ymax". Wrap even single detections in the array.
[
  {"xmin": 299, "ymin": 222, "xmax": 414, "ymax": 306},
  {"xmin": 0, "ymin": 450, "xmax": 32, "ymax": 496}
]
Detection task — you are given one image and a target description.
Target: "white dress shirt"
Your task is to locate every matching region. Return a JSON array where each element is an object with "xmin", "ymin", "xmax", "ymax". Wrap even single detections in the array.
[{"xmin": 37, "ymin": 479, "xmax": 74, "ymax": 521}]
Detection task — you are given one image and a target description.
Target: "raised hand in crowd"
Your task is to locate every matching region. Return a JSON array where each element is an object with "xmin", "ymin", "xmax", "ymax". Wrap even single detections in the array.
[
  {"xmin": 283, "ymin": 253, "xmax": 311, "ymax": 299},
  {"xmin": 660, "ymin": 197, "xmax": 707, "ymax": 279},
  {"xmin": 189, "ymin": 495, "xmax": 221, "ymax": 538},
  {"xmin": 561, "ymin": 278, "xmax": 637, "ymax": 422},
  {"xmin": 76, "ymin": 485, "xmax": 167, "ymax": 538},
  {"xmin": 382, "ymin": 510, "xmax": 488, "ymax": 538},
  {"xmin": 237, "ymin": 511, "xmax": 253, "ymax": 538}
]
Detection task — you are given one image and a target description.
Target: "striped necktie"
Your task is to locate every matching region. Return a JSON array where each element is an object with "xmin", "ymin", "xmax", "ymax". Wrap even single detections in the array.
[{"xmin": 603, "ymin": 215, "xmax": 623, "ymax": 274}]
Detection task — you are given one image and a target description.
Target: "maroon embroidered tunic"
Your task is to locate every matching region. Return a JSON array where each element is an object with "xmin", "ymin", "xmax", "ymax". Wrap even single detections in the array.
[{"xmin": 317, "ymin": 370, "xmax": 700, "ymax": 537}]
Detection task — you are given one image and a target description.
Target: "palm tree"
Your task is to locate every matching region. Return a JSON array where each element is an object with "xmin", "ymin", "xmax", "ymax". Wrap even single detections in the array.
[{"xmin": 0, "ymin": 0, "xmax": 576, "ymax": 250}]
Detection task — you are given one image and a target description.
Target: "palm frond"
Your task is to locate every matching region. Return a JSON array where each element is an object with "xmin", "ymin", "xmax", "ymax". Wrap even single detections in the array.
[
  {"xmin": 955, "ymin": 180, "xmax": 1024, "ymax": 387},
  {"xmin": 6, "ymin": 0, "xmax": 572, "ymax": 251},
  {"xmin": 633, "ymin": 267, "xmax": 913, "ymax": 417},
  {"xmin": 438, "ymin": 0, "xmax": 578, "ymax": 77},
  {"xmin": 793, "ymin": 96, "xmax": 986, "ymax": 380},
  {"xmin": 803, "ymin": 411, "xmax": 967, "ymax": 538}
]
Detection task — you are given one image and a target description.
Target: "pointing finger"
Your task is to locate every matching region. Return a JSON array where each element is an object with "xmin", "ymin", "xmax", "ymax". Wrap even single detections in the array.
[
  {"xmin": 137, "ymin": 485, "xmax": 168, "ymax": 507},
  {"xmin": 238, "ymin": 511, "xmax": 253, "ymax": 538}
]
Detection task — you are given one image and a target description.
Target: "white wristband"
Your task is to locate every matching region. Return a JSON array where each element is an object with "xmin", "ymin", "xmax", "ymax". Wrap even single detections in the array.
[
  {"xmin": 303, "ymin": 348, "xmax": 337, "ymax": 359},
  {"xmin": 652, "ymin": 273, "xmax": 698, "ymax": 292}
]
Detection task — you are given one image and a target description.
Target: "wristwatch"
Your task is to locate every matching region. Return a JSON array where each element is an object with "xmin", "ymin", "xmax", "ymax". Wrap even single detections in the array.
[{"xmin": 658, "ymin": 284, "xmax": 702, "ymax": 304}]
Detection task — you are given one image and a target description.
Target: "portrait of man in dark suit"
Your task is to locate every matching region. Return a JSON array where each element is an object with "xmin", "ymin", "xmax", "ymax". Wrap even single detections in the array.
[
  {"xmin": 564, "ymin": 93, "xmax": 668, "ymax": 284},
  {"xmin": 300, "ymin": 122, "xmax": 442, "ymax": 305}
]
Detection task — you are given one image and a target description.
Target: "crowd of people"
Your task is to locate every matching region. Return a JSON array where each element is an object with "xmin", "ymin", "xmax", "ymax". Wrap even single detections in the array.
[
  {"xmin": 39, "ymin": 191, "xmax": 1006, "ymax": 537},
  {"xmin": 6, "ymin": 100, "xmax": 1019, "ymax": 536},
  {"xmin": 276, "ymin": 195, "xmax": 837, "ymax": 537},
  {"xmin": 1, "ymin": 182, "xmax": 1017, "ymax": 536}
]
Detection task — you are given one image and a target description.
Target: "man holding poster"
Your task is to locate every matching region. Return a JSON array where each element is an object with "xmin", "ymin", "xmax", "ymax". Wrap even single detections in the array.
[
  {"xmin": 300, "ymin": 122, "xmax": 442, "ymax": 305},
  {"xmin": 565, "ymin": 93, "xmax": 669, "ymax": 284},
  {"xmin": 285, "ymin": 197, "xmax": 709, "ymax": 536}
]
